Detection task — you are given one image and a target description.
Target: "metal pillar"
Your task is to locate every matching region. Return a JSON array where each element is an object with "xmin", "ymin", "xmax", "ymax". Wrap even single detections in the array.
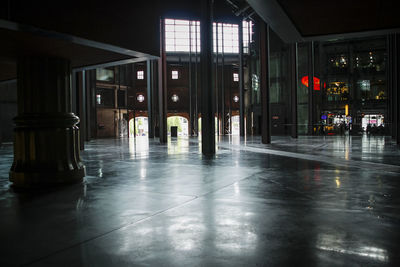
[
  {"xmin": 118, "ymin": 65, "xmax": 122, "ymax": 138},
  {"xmin": 387, "ymin": 35, "xmax": 393, "ymax": 138},
  {"xmin": 152, "ymin": 61, "xmax": 159, "ymax": 137},
  {"xmin": 215, "ymin": 23, "xmax": 220, "ymax": 136},
  {"xmin": 290, "ymin": 43, "xmax": 298, "ymax": 138},
  {"xmin": 85, "ymin": 70, "xmax": 91, "ymax": 141},
  {"xmin": 147, "ymin": 60, "xmax": 154, "ymax": 138},
  {"xmin": 308, "ymin": 41, "xmax": 314, "ymax": 135},
  {"xmin": 260, "ymin": 22, "xmax": 271, "ymax": 144},
  {"xmin": 200, "ymin": 0, "xmax": 215, "ymax": 154},
  {"xmin": 159, "ymin": 18, "xmax": 168, "ymax": 143},
  {"xmin": 189, "ymin": 21, "xmax": 193, "ymax": 136},
  {"xmin": 239, "ymin": 20, "xmax": 245, "ymax": 137},
  {"xmin": 396, "ymin": 34, "xmax": 400, "ymax": 144},
  {"xmin": 221, "ymin": 24, "xmax": 226, "ymax": 135},
  {"xmin": 10, "ymin": 56, "xmax": 85, "ymax": 188},
  {"xmin": 77, "ymin": 71, "xmax": 86, "ymax": 150},
  {"xmin": 88, "ymin": 69, "xmax": 97, "ymax": 139},
  {"xmin": 389, "ymin": 34, "xmax": 398, "ymax": 142},
  {"xmin": 392, "ymin": 33, "xmax": 400, "ymax": 144},
  {"xmin": 194, "ymin": 21, "xmax": 199, "ymax": 136}
]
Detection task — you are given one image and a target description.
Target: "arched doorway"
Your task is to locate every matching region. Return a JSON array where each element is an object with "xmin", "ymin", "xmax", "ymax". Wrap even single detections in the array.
[
  {"xmin": 231, "ymin": 115, "xmax": 240, "ymax": 135},
  {"xmin": 167, "ymin": 116, "xmax": 188, "ymax": 136},
  {"xmin": 129, "ymin": 117, "xmax": 148, "ymax": 137}
]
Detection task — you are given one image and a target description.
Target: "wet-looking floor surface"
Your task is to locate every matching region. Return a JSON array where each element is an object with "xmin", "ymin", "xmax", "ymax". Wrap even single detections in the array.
[{"xmin": 0, "ymin": 136, "xmax": 399, "ymax": 266}]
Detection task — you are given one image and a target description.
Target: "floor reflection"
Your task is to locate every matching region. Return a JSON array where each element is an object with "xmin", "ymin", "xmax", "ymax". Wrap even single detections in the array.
[
  {"xmin": 128, "ymin": 136, "xmax": 150, "ymax": 158},
  {"xmin": 316, "ymin": 233, "xmax": 389, "ymax": 262},
  {"xmin": 0, "ymin": 135, "xmax": 399, "ymax": 266}
]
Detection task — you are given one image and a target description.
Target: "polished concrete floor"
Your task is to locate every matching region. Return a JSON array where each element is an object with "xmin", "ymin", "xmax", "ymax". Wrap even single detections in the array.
[{"xmin": 0, "ymin": 135, "xmax": 400, "ymax": 266}]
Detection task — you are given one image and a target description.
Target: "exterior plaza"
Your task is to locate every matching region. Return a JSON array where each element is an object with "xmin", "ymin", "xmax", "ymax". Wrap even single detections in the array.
[{"xmin": 1, "ymin": 0, "xmax": 400, "ymax": 266}]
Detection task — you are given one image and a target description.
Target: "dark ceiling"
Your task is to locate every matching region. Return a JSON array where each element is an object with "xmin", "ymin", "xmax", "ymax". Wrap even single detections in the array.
[
  {"xmin": 2, "ymin": 0, "xmax": 400, "ymax": 82},
  {"xmin": 0, "ymin": 27, "xmax": 132, "ymax": 81},
  {"xmin": 277, "ymin": 0, "xmax": 400, "ymax": 37},
  {"xmin": 0, "ymin": 0, "xmax": 238, "ymax": 81}
]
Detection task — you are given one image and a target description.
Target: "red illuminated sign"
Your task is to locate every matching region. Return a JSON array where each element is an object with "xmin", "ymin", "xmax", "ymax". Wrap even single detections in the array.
[{"xmin": 301, "ymin": 76, "xmax": 321, "ymax": 91}]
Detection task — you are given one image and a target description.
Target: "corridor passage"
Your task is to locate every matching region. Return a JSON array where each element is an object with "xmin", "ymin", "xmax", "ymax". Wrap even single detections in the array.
[{"xmin": 0, "ymin": 136, "xmax": 399, "ymax": 266}]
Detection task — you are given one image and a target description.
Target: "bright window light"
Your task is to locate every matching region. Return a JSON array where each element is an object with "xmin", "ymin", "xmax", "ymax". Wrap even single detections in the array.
[
  {"xmin": 172, "ymin": 70, "xmax": 179, "ymax": 80},
  {"xmin": 233, "ymin": 73, "xmax": 239, "ymax": 82},
  {"xmin": 165, "ymin": 19, "xmax": 200, "ymax": 53},
  {"xmin": 242, "ymin": 20, "xmax": 253, "ymax": 54},
  {"xmin": 165, "ymin": 19, "xmax": 251, "ymax": 54},
  {"xmin": 137, "ymin": 70, "xmax": 144, "ymax": 80},
  {"xmin": 213, "ymin": 23, "xmax": 239, "ymax": 53}
]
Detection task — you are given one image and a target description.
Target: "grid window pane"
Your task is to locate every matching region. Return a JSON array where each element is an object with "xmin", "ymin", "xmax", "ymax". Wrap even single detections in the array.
[
  {"xmin": 137, "ymin": 70, "xmax": 144, "ymax": 80},
  {"xmin": 172, "ymin": 70, "xmax": 179, "ymax": 79},
  {"xmin": 165, "ymin": 19, "xmax": 249, "ymax": 54}
]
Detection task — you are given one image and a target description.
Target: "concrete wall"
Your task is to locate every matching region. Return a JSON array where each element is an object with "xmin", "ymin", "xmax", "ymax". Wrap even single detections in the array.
[{"xmin": 0, "ymin": 81, "xmax": 17, "ymax": 144}]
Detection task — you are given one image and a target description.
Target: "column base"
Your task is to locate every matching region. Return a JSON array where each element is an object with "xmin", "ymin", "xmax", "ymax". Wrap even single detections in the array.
[
  {"xmin": 9, "ymin": 113, "xmax": 86, "ymax": 189},
  {"xmin": 10, "ymin": 168, "xmax": 85, "ymax": 188}
]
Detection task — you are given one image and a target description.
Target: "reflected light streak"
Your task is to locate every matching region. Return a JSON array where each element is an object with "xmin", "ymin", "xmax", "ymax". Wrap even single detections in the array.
[
  {"xmin": 215, "ymin": 216, "xmax": 257, "ymax": 253},
  {"xmin": 167, "ymin": 218, "xmax": 206, "ymax": 251},
  {"xmin": 335, "ymin": 177, "xmax": 341, "ymax": 188},
  {"xmin": 317, "ymin": 245, "xmax": 388, "ymax": 262},
  {"xmin": 234, "ymin": 182, "xmax": 240, "ymax": 195},
  {"xmin": 140, "ymin": 168, "xmax": 146, "ymax": 179},
  {"xmin": 345, "ymin": 147, "xmax": 350, "ymax": 160},
  {"xmin": 317, "ymin": 233, "xmax": 388, "ymax": 262}
]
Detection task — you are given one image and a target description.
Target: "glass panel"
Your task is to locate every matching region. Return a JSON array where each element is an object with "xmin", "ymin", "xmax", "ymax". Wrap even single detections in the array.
[
  {"xmin": 297, "ymin": 43, "xmax": 309, "ymax": 135},
  {"xmin": 96, "ymin": 68, "xmax": 114, "ymax": 82}
]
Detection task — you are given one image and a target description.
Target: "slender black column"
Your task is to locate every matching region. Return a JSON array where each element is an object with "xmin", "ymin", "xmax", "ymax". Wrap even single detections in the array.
[
  {"xmin": 76, "ymin": 71, "xmax": 86, "ymax": 150},
  {"xmin": 387, "ymin": 35, "xmax": 393, "ymax": 138},
  {"xmin": 260, "ymin": 22, "xmax": 271, "ymax": 144},
  {"xmin": 221, "ymin": 25, "xmax": 225, "ymax": 135},
  {"xmin": 396, "ymin": 34, "xmax": 400, "ymax": 144},
  {"xmin": 147, "ymin": 60, "xmax": 154, "ymax": 138},
  {"xmin": 215, "ymin": 23, "xmax": 219, "ymax": 136},
  {"xmin": 308, "ymin": 41, "xmax": 314, "ymax": 135},
  {"xmin": 194, "ymin": 22, "xmax": 199, "ymax": 136},
  {"xmin": 10, "ymin": 56, "xmax": 85, "ymax": 188},
  {"xmin": 246, "ymin": 21, "xmax": 253, "ymax": 136},
  {"xmin": 89, "ymin": 69, "xmax": 97, "ymax": 139},
  {"xmin": 239, "ymin": 20, "xmax": 245, "ymax": 137},
  {"xmin": 189, "ymin": 21, "xmax": 193, "ymax": 136},
  {"xmin": 200, "ymin": 0, "xmax": 215, "ymax": 154},
  {"xmin": 290, "ymin": 43, "xmax": 298, "ymax": 138},
  {"xmin": 85, "ymin": 70, "xmax": 91, "ymax": 141},
  {"xmin": 152, "ymin": 61, "xmax": 159, "ymax": 137},
  {"xmin": 159, "ymin": 18, "xmax": 168, "ymax": 143},
  {"xmin": 390, "ymin": 34, "xmax": 398, "ymax": 141}
]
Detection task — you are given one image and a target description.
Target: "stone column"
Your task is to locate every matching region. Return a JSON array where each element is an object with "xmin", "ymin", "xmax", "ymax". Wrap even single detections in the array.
[{"xmin": 9, "ymin": 56, "xmax": 85, "ymax": 189}]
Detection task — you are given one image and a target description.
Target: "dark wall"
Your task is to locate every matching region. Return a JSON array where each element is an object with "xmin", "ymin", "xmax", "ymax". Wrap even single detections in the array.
[{"xmin": 0, "ymin": 81, "xmax": 17, "ymax": 143}]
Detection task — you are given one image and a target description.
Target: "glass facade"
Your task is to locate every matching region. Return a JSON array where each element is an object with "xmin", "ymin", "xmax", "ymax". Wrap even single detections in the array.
[
  {"xmin": 297, "ymin": 43, "xmax": 309, "ymax": 135},
  {"xmin": 314, "ymin": 37, "xmax": 387, "ymax": 135},
  {"xmin": 269, "ymin": 30, "xmax": 290, "ymax": 135}
]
